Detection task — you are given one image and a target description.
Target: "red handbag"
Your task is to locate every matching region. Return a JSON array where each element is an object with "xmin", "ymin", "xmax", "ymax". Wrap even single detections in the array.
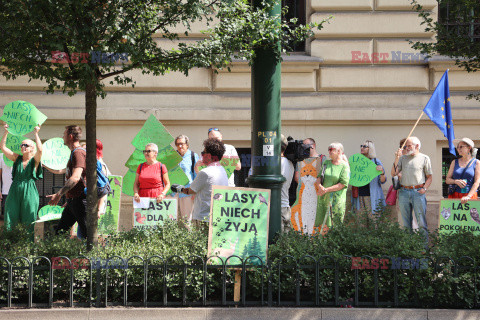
[{"xmin": 385, "ymin": 185, "xmax": 397, "ymax": 206}]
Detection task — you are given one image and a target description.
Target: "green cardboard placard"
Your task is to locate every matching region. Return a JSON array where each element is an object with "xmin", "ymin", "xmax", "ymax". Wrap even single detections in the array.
[
  {"xmin": 348, "ymin": 153, "xmax": 382, "ymax": 187},
  {"xmin": 197, "ymin": 160, "xmax": 237, "ymax": 178},
  {"xmin": 125, "ymin": 146, "xmax": 182, "ymax": 171},
  {"xmin": 122, "ymin": 169, "xmax": 136, "ymax": 196},
  {"xmin": 133, "ymin": 198, "xmax": 177, "ymax": 228},
  {"xmin": 438, "ymin": 199, "xmax": 480, "ymax": 234},
  {"xmin": 41, "ymin": 137, "xmax": 71, "ymax": 170},
  {"xmin": 208, "ymin": 186, "xmax": 271, "ymax": 265},
  {"xmin": 3, "ymin": 134, "xmax": 29, "ymax": 167},
  {"xmin": 131, "ymin": 114, "xmax": 174, "ymax": 151},
  {"xmin": 35, "ymin": 205, "xmax": 64, "ymax": 223},
  {"xmin": 1, "ymin": 100, "xmax": 47, "ymax": 136},
  {"xmin": 98, "ymin": 175, "xmax": 122, "ymax": 235},
  {"xmin": 167, "ymin": 165, "xmax": 189, "ymax": 188}
]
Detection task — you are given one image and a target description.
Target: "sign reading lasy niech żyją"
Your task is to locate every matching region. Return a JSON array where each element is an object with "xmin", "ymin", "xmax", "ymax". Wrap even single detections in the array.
[
  {"xmin": 0, "ymin": 101, "xmax": 47, "ymax": 136},
  {"xmin": 208, "ymin": 186, "xmax": 270, "ymax": 265},
  {"xmin": 348, "ymin": 153, "xmax": 382, "ymax": 187},
  {"xmin": 133, "ymin": 198, "xmax": 177, "ymax": 228},
  {"xmin": 41, "ymin": 137, "xmax": 71, "ymax": 170},
  {"xmin": 439, "ymin": 199, "xmax": 480, "ymax": 235},
  {"xmin": 3, "ymin": 134, "xmax": 31, "ymax": 167}
]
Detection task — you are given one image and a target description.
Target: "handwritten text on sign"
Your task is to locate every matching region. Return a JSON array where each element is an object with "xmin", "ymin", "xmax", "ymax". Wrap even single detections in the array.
[
  {"xmin": 0, "ymin": 101, "xmax": 47, "ymax": 136},
  {"xmin": 42, "ymin": 137, "xmax": 71, "ymax": 170},
  {"xmin": 348, "ymin": 153, "xmax": 382, "ymax": 187}
]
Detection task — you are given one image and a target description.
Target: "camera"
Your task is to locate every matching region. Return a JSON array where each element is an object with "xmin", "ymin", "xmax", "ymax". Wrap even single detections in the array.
[
  {"xmin": 284, "ymin": 136, "xmax": 312, "ymax": 162},
  {"xmin": 171, "ymin": 184, "xmax": 185, "ymax": 193}
]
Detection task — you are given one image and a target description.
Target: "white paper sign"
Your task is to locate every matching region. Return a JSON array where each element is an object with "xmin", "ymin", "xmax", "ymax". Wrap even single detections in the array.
[{"xmin": 133, "ymin": 197, "xmax": 152, "ymax": 209}]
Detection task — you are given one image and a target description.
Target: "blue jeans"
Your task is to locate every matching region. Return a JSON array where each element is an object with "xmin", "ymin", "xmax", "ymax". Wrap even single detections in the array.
[{"xmin": 398, "ymin": 188, "xmax": 428, "ymax": 244}]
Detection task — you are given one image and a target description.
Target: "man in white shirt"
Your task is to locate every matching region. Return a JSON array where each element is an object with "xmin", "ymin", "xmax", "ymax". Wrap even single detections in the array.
[
  {"xmin": 207, "ymin": 128, "xmax": 241, "ymax": 187},
  {"xmin": 180, "ymin": 138, "xmax": 229, "ymax": 230},
  {"xmin": 0, "ymin": 156, "xmax": 12, "ymax": 220},
  {"xmin": 280, "ymin": 135, "xmax": 294, "ymax": 232}
]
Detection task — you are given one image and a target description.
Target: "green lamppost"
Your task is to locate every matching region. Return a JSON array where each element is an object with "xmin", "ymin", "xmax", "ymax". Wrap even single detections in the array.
[{"xmin": 246, "ymin": 0, "xmax": 285, "ymax": 242}]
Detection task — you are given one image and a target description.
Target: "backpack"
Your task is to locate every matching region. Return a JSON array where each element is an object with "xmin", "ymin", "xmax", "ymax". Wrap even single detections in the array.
[{"xmin": 73, "ymin": 147, "xmax": 111, "ymax": 197}]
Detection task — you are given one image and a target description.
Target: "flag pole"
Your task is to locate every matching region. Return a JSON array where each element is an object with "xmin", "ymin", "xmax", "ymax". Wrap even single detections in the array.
[{"xmin": 401, "ymin": 111, "xmax": 424, "ymax": 149}]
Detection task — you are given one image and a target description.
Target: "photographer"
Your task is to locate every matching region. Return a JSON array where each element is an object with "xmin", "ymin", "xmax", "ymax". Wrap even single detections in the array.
[{"xmin": 172, "ymin": 138, "xmax": 228, "ymax": 230}]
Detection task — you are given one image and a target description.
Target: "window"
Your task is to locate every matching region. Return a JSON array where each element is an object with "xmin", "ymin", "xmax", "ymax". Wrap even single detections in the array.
[
  {"xmin": 282, "ymin": 0, "xmax": 306, "ymax": 52},
  {"xmin": 441, "ymin": 147, "xmax": 480, "ymax": 198},
  {"xmin": 438, "ymin": 0, "xmax": 480, "ymax": 43},
  {"xmin": 36, "ymin": 170, "xmax": 65, "ymax": 208}
]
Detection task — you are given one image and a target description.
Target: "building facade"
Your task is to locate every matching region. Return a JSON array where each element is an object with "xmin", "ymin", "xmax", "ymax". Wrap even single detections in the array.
[{"xmin": 1, "ymin": 0, "xmax": 479, "ymax": 231}]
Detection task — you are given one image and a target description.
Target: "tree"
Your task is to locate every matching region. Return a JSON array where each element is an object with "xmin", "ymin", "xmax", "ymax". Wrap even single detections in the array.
[
  {"xmin": 411, "ymin": 0, "xmax": 480, "ymax": 100},
  {"xmin": 0, "ymin": 0, "xmax": 329, "ymax": 249}
]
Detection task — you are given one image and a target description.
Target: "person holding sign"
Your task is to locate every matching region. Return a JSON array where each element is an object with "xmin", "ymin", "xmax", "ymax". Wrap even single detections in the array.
[
  {"xmin": 351, "ymin": 140, "xmax": 386, "ymax": 215},
  {"xmin": 133, "ymin": 143, "xmax": 170, "ymax": 203},
  {"xmin": 48, "ymin": 125, "xmax": 87, "ymax": 239},
  {"xmin": 314, "ymin": 142, "xmax": 350, "ymax": 234},
  {"xmin": 0, "ymin": 124, "xmax": 43, "ymax": 237},
  {"xmin": 395, "ymin": 137, "xmax": 432, "ymax": 244},
  {"xmin": 177, "ymin": 138, "xmax": 228, "ymax": 230},
  {"xmin": 446, "ymin": 138, "xmax": 479, "ymax": 204}
]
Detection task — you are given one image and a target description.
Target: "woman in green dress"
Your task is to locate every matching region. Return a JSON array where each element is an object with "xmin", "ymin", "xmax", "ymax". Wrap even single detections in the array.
[
  {"xmin": 1, "ymin": 124, "xmax": 43, "ymax": 236},
  {"xmin": 315, "ymin": 142, "xmax": 350, "ymax": 234}
]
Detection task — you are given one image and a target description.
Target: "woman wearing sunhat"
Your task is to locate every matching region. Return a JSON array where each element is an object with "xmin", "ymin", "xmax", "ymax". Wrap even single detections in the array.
[{"xmin": 445, "ymin": 138, "xmax": 480, "ymax": 204}]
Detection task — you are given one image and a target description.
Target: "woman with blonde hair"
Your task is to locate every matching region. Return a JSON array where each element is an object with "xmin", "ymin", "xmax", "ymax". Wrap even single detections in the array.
[
  {"xmin": 446, "ymin": 138, "xmax": 479, "ymax": 204},
  {"xmin": 0, "ymin": 124, "xmax": 43, "ymax": 236},
  {"xmin": 352, "ymin": 140, "xmax": 386, "ymax": 215},
  {"xmin": 315, "ymin": 142, "xmax": 350, "ymax": 233}
]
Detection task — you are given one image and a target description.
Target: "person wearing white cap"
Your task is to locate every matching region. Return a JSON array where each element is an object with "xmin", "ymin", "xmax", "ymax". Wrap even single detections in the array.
[{"xmin": 445, "ymin": 138, "xmax": 479, "ymax": 204}]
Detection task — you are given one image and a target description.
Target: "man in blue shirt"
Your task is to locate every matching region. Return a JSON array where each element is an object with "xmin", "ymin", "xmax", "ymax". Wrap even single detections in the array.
[{"xmin": 175, "ymin": 135, "xmax": 200, "ymax": 224}]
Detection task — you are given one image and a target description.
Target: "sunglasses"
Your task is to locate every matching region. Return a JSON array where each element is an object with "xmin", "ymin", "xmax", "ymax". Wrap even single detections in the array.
[
  {"xmin": 21, "ymin": 144, "xmax": 31, "ymax": 148},
  {"xmin": 201, "ymin": 151, "xmax": 206, "ymax": 156},
  {"xmin": 208, "ymin": 128, "xmax": 219, "ymax": 133},
  {"xmin": 143, "ymin": 150, "xmax": 155, "ymax": 154},
  {"xmin": 328, "ymin": 147, "xmax": 335, "ymax": 151},
  {"xmin": 360, "ymin": 145, "xmax": 369, "ymax": 148}
]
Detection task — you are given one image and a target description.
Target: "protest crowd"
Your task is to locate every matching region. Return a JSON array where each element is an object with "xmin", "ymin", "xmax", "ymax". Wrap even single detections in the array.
[{"xmin": 0, "ymin": 120, "xmax": 478, "ymax": 246}]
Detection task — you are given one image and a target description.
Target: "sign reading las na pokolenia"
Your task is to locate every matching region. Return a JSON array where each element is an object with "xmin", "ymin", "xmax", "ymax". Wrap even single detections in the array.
[
  {"xmin": 133, "ymin": 198, "xmax": 177, "ymax": 228},
  {"xmin": 208, "ymin": 186, "xmax": 270, "ymax": 265},
  {"xmin": 439, "ymin": 200, "xmax": 480, "ymax": 234}
]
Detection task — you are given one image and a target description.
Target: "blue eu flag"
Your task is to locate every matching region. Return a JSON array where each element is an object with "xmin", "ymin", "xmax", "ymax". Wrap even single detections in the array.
[{"xmin": 423, "ymin": 70, "xmax": 456, "ymax": 156}]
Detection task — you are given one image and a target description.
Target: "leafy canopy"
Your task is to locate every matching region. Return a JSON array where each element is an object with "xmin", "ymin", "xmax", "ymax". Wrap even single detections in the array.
[
  {"xmin": 0, "ymin": 0, "xmax": 330, "ymax": 97},
  {"xmin": 411, "ymin": 0, "xmax": 480, "ymax": 100}
]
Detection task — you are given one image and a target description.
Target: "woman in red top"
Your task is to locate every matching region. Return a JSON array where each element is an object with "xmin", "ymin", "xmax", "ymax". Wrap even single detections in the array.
[{"xmin": 133, "ymin": 143, "xmax": 170, "ymax": 203}]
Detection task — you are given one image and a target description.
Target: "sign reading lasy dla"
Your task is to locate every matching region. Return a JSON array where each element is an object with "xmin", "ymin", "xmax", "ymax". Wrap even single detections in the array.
[
  {"xmin": 348, "ymin": 153, "xmax": 382, "ymax": 187},
  {"xmin": 0, "ymin": 101, "xmax": 47, "ymax": 136}
]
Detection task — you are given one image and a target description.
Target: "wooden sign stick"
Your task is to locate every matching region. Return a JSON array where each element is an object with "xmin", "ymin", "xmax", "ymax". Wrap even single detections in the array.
[{"xmin": 401, "ymin": 111, "xmax": 424, "ymax": 149}]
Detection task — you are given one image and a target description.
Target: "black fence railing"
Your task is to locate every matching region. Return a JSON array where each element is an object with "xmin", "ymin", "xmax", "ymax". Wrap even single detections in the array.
[{"xmin": 0, "ymin": 255, "xmax": 478, "ymax": 308}]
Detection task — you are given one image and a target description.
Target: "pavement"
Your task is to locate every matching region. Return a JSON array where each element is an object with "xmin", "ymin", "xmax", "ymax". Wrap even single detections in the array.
[{"xmin": 2, "ymin": 308, "xmax": 480, "ymax": 320}]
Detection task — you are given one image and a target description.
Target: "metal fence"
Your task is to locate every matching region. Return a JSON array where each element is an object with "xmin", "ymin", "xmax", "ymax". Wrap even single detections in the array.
[{"xmin": 0, "ymin": 255, "xmax": 478, "ymax": 308}]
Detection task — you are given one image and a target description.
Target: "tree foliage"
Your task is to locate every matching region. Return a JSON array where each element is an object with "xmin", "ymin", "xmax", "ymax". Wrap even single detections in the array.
[
  {"xmin": 0, "ymin": 0, "xmax": 330, "ymax": 249},
  {"xmin": 411, "ymin": 0, "xmax": 480, "ymax": 100}
]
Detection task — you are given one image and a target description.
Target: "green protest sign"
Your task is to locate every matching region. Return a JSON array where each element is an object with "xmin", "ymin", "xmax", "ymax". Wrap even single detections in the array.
[
  {"xmin": 98, "ymin": 175, "xmax": 123, "ymax": 235},
  {"xmin": 0, "ymin": 101, "xmax": 47, "ymax": 136},
  {"xmin": 35, "ymin": 205, "xmax": 64, "ymax": 223},
  {"xmin": 122, "ymin": 169, "xmax": 136, "ymax": 196},
  {"xmin": 198, "ymin": 161, "xmax": 237, "ymax": 178},
  {"xmin": 125, "ymin": 146, "xmax": 182, "ymax": 171},
  {"xmin": 438, "ymin": 200, "xmax": 480, "ymax": 234},
  {"xmin": 3, "ymin": 134, "xmax": 30, "ymax": 167},
  {"xmin": 208, "ymin": 186, "xmax": 270, "ymax": 265},
  {"xmin": 41, "ymin": 137, "xmax": 70, "ymax": 170},
  {"xmin": 133, "ymin": 198, "xmax": 177, "ymax": 228},
  {"xmin": 131, "ymin": 114, "xmax": 174, "ymax": 151},
  {"xmin": 348, "ymin": 153, "xmax": 382, "ymax": 187}
]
